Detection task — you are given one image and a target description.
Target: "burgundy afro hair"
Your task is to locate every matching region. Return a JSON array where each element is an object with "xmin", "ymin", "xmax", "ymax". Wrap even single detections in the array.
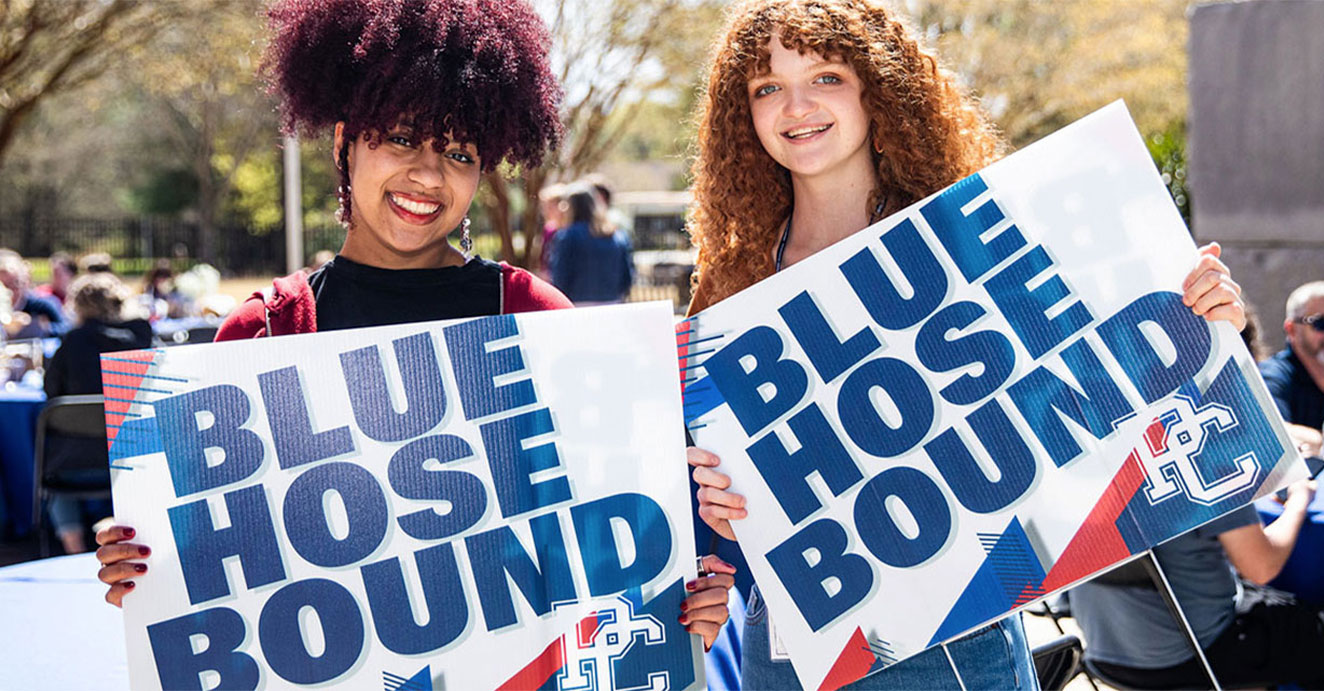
[{"xmin": 264, "ymin": 0, "xmax": 563, "ymax": 173}]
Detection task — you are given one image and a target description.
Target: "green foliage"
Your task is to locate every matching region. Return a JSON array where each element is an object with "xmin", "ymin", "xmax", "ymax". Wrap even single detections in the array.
[
  {"xmin": 1146, "ymin": 122, "xmax": 1190, "ymax": 225},
  {"xmin": 220, "ymin": 150, "xmax": 282, "ymax": 232},
  {"xmin": 298, "ymin": 138, "xmax": 343, "ymax": 231},
  {"xmin": 27, "ymin": 256, "xmax": 189, "ymax": 282},
  {"xmin": 612, "ymin": 99, "xmax": 695, "ymax": 163},
  {"xmin": 0, "ymin": 0, "xmax": 177, "ymax": 168},
  {"xmin": 125, "ymin": 168, "xmax": 198, "ymax": 216},
  {"xmin": 912, "ymin": 0, "xmax": 1189, "ymax": 148},
  {"xmin": 469, "ymin": 233, "xmax": 504, "ymax": 260}
]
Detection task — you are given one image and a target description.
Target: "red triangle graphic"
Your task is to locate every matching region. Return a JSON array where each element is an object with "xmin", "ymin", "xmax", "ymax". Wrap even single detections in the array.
[
  {"xmin": 100, "ymin": 350, "xmax": 157, "ymax": 449},
  {"xmin": 1041, "ymin": 450, "xmax": 1146, "ymax": 591},
  {"xmin": 818, "ymin": 627, "xmax": 876, "ymax": 691}
]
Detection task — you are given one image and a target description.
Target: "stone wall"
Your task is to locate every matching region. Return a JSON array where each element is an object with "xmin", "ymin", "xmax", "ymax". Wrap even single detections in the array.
[{"xmin": 1189, "ymin": 0, "xmax": 1324, "ymax": 341}]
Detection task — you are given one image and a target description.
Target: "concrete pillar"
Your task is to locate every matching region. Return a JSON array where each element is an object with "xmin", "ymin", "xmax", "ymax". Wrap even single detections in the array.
[{"xmin": 1189, "ymin": 0, "xmax": 1324, "ymax": 337}]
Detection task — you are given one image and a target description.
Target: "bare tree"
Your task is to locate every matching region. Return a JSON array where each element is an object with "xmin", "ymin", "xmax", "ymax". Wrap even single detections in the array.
[
  {"xmin": 482, "ymin": 0, "xmax": 722, "ymax": 268},
  {"xmin": 117, "ymin": 0, "xmax": 276, "ymax": 264},
  {"xmin": 0, "ymin": 0, "xmax": 175, "ymax": 167}
]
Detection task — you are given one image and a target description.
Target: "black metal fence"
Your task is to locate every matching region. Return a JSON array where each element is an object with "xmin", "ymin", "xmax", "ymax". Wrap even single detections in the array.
[
  {"xmin": 633, "ymin": 213, "xmax": 690, "ymax": 251},
  {"xmin": 0, "ymin": 216, "xmax": 336, "ymax": 276},
  {"xmin": 0, "ymin": 212, "xmax": 690, "ymax": 276}
]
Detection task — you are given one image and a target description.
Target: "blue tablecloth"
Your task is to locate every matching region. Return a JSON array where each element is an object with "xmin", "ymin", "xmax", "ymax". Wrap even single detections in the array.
[
  {"xmin": 0, "ymin": 553, "xmax": 128, "ymax": 689},
  {"xmin": 1256, "ymin": 493, "xmax": 1324, "ymax": 605},
  {"xmin": 0, "ymin": 384, "xmax": 45, "ymax": 536}
]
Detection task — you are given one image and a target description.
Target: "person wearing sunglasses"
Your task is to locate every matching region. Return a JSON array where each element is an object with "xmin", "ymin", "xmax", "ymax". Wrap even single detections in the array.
[{"xmin": 1261, "ymin": 281, "xmax": 1324, "ymax": 458}]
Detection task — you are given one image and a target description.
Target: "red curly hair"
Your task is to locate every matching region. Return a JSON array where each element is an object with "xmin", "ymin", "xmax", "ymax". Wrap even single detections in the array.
[{"xmin": 688, "ymin": 0, "xmax": 1003, "ymax": 312}]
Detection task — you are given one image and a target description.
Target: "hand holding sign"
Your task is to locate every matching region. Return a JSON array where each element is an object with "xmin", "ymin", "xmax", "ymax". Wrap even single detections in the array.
[
  {"xmin": 684, "ymin": 555, "xmax": 739, "ymax": 650},
  {"xmin": 96, "ymin": 525, "xmax": 147, "ymax": 606},
  {"xmin": 687, "ymin": 447, "xmax": 744, "ymax": 541},
  {"xmin": 1183, "ymin": 243, "xmax": 1246, "ymax": 330}
]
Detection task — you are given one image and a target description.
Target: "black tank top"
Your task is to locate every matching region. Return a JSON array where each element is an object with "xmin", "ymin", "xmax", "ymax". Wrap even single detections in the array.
[{"xmin": 307, "ymin": 254, "xmax": 503, "ymax": 332}]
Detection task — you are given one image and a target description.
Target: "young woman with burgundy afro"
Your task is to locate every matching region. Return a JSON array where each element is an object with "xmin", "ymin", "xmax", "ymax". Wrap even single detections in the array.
[
  {"xmin": 684, "ymin": 0, "xmax": 1248, "ymax": 688},
  {"xmin": 94, "ymin": 0, "xmax": 736, "ymax": 652}
]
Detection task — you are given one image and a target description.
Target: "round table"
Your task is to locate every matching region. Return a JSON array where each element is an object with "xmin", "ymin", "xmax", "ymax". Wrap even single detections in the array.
[
  {"xmin": 0, "ymin": 384, "xmax": 45, "ymax": 536},
  {"xmin": 0, "ymin": 553, "xmax": 128, "ymax": 689}
]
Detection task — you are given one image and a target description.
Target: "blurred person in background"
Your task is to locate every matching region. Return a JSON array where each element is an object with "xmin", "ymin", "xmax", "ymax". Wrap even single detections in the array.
[
  {"xmin": 171, "ymin": 263, "xmax": 223, "ymax": 315},
  {"xmin": 537, "ymin": 182, "xmax": 567, "ymax": 278},
  {"xmin": 0, "ymin": 249, "xmax": 66, "ymax": 337},
  {"xmin": 549, "ymin": 184, "xmax": 634, "ymax": 305},
  {"xmin": 140, "ymin": 259, "xmax": 188, "ymax": 320},
  {"xmin": 305, "ymin": 249, "xmax": 336, "ymax": 274},
  {"xmin": 1239, "ymin": 298, "xmax": 1268, "ymax": 362},
  {"xmin": 34, "ymin": 252, "xmax": 77, "ymax": 305},
  {"xmin": 78, "ymin": 252, "xmax": 114, "ymax": 275},
  {"xmin": 585, "ymin": 172, "xmax": 632, "ymax": 236},
  {"xmin": 1261, "ymin": 281, "xmax": 1324, "ymax": 459},
  {"xmin": 0, "ymin": 267, "xmax": 20, "ymax": 339},
  {"xmin": 1069, "ymin": 475, "xmax": 1324, "ymax": 689},
  {"xmin": 43, "ymin": 272, "xmax": 155, "ymax": 554}
]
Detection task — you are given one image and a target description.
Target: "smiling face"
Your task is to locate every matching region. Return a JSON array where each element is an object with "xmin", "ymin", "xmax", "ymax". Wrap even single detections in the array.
[
  {"xmin": 747, "ymin": 37, "xmax": 873, "ymax": 181},
  {"xmin": 335, "ymin": 121, "xmax": 482, "ymax": 269}
]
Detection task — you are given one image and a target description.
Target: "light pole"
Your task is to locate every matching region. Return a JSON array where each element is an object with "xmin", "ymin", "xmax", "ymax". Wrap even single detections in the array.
[{"xmin": 283, "ymin": 134, "xmax": 304, "ymax": 275}]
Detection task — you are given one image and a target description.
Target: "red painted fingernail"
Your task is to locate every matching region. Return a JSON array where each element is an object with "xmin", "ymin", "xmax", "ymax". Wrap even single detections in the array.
[
  {"xmin": 134, "ymin": 564, "xmax": 147, "ymax": 573},
  {"xmin": 678, "ymin": 615, "xmax": 689, "ymax": 625},
  {"xmin": 686, "ymin": 580, "xmax": 697, "ymax": 591},
  {"xmin": 680, "ymin": 601, "xmax": 689, "ymax": 612},
  {"xmin": 138, "ymin": 546, "xmax": 151, "ymax": 557},
  {"xmin": 123, "ymin": 581, "xmax": 135, "ymax": 589},
  {"xmin": 123, "ymin": 527, "xmax": 135, "ymax": 538}
]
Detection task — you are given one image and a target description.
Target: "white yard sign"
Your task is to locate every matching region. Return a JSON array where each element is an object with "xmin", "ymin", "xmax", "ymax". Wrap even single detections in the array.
[
  {"xmin": 679, "ymin": 103, "xmax": 1303, "ymax": 690},
  {"xmin": 106, "ymin": 302, "xmax": 704, "ymax": 691}
]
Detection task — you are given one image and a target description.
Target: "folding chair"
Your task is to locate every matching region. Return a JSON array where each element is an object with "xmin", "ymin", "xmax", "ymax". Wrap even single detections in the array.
[
  {"xmin": 1032, "ymin": 634, "xmax": 1083, "ymax": 691},
  {"xmin": 1026, "ymin": 594, "xmax": 1099, "ymax": 691},
  {"xmin": 180, "ymin": 326, "xmax": 218, "ymax": 344},
  {"xmin": 31, "ymin": 395, "xmax": 110, "ymax": 557},
  {"xmin": 1082, "ymin": 550, "xmax": 1224, "ymax": 690}
]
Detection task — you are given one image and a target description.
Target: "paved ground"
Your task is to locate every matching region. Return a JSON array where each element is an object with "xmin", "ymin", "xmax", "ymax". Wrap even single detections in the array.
[{"xmin": 217, "ymin": 276, "xmax": 273, "ymax": 307}]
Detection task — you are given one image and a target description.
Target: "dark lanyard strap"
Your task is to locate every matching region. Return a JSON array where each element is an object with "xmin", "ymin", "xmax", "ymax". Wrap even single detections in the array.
[
  {"xmin": 774, "ymin": 198, "xmax": 886, "ymax": 273},
  {"xmin": 774, "ymin": 216, "xmax": 793, "ymax": 273}
]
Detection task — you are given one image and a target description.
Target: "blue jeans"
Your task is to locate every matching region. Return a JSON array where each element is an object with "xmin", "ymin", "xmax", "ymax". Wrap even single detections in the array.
[
  {"xmin": 47, "ymin": 495, "xmax": 112, "ymax": 535},
  {"xmin": 44, "ymin": 467, "xmax": 111, "ymax": 536},
  {"xmin": 741, "ymin": 585, "xmax": 1039, "ymax": 690}
]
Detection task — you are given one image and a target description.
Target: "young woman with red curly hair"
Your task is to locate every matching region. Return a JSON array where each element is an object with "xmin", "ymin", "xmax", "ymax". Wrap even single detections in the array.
[
  {"xmin": 93, "ymin": 0, "xmax": 735, "ymax": 652},
  {"xmin": 685, "ymin": 0, "xmax": 1247, "ymax": 687}
]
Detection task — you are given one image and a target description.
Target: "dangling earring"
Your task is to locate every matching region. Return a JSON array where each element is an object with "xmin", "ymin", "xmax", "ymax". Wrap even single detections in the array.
[
  {"xmin": 335, "ymin": 143, "xmax": 352, "ymax": 227},
  {"xmin": 459, "ymin": 217, "xmax": 473, "ymax": 258},
  {"xmin": 335, "ymin": 183, "xmax": 351, "ymax": 226}
]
